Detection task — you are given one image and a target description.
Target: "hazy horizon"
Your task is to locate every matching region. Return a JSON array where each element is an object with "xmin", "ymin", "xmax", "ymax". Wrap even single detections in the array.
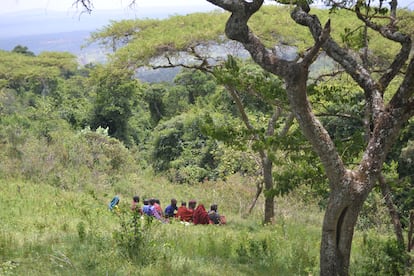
[
  {"xmin": 1, "ymin": 0, "xmax": 412, "ymax": 38},
  {"xmin": 0, "ymin": 4, "xmax": 220, "ymax": 39},
  {"xmin": 0, "ymin": 0, "xmax": 215, "ymax": 14},
  {"xmin": 1, "ymin": 1, "xmax": 412, "ymax": 57}
]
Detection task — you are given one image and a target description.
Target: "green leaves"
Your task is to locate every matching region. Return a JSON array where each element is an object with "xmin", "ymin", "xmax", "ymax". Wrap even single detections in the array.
[
  {"xmin": 340, "ymin": 26, "xmax": 367, "ymax": 50},
  {"xmin": 12, "ymin": 45, "xmax": 35, "ymax": 56},
  {"xmin": 89, "ymin": 64, "xmax": 140, "ymax": 145},
  {"xmin": 309, "ymin": 80, "xmax": 366, "ymax": 164}
]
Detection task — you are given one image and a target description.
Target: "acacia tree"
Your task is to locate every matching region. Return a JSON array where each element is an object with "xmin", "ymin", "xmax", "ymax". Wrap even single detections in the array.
[
  {"xmin": 73, "ymin": 0, "xmax": 414, "ymax": 274},
  {"xmin": 211, "ymin": 57, "xmax": 296, "ymax": 222},
  {"xmin": 199, "ymin": 0, "xmax": 414, "ymax": 275},
  {"xmin": 155, "ymin": 57, "xmax": 318, "ymax": 223}
]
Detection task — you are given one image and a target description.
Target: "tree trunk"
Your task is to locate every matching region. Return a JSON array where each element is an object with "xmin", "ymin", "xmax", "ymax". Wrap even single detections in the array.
[
  {"xmin": 225, "ymin": 85, "xmax": 278, "ymax": 223},
  {"xmin": 246, "ymin": 181, "xmax": 263, "ymax": 215},
  {"xmin": 320, "ymin": 182, "xmax": 366, "ymax": 276},
  {"xmin": 263, "ymin": 156, "xmax": 274, "ymax": 224},
  {"xmin": 264, "ymin": 194, "xmax": 274, "ymax": 224},
  {"xmin": 408, "ymin": 210, "xmax": 414, "ymax": 252}
]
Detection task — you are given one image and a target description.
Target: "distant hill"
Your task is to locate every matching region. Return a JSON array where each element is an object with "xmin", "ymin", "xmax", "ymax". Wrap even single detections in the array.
[
  {"xmin": 0, "ymin": 6, "xmax": 219, "ymax": 69},
  {"xmin": 0, "ymin": 5, "xmax": 219, "ymax": 38},
  {"xmin": 0, "ymin": 30, "xmax": 90, "ymax": 54},
  {"xmin": 0, "ymin": 30, "xmax": 108, "ymax": 64},
  {"xmin": 0, "ymin": 6, "xmax": 336, "ymax": 83},
  {"xmin": 0, "ymin": 10, "xmax": 136, "ymax": 39}
]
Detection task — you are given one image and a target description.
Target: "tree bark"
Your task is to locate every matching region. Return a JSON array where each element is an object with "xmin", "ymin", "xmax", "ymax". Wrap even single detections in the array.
[
  {"xmin": 263, "ymin": 156, "xmax": 274, "ymax": 223},
  {"xmin": 321, "ymin": 190, "xmax": 365, "ymax": 276},
  {"xmin": 408, "ymin": 210, "xmax": 414, "ymax": 252}
]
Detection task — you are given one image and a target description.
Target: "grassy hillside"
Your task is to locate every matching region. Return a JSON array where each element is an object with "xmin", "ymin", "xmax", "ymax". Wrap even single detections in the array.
[
  {"xmin": 0, "ymin": 176, "xmax": 326, "ymax": 275},
  {"xmin": 1, "ymin": 175, "xmax": 401, "ymax": 275}
]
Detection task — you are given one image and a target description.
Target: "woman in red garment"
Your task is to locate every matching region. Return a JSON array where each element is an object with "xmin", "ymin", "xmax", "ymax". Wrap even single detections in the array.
[
  {"xmin": 176, "ymin": 201, "xmax": 193, "ymax": 222},
  {"xmin": 193, "ymin": 204, "xmax": 212, "ymax": 225}
]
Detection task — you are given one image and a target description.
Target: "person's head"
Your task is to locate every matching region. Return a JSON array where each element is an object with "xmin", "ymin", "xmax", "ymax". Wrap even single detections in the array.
[
  {"xmin": 171, "ymin": 198, "xmax": 177, "ymax": 206},
  {"xmin": 210, "ymin": 204, "xmax": 218, "ymax": 212},
  {"xmin": 133, "ymin": 195, "xmax": 140, "ymax": 203},
  {"xmin": 155, "ymin": 199, "xmax": 160, "ymax": 204},
  {"xmin": 143, "ymin": 199, "xmax": 149, "ymax": 205},
  {"xmin": 181, "ymin": 201, "xmax": 187, "ymax": 207},
  {"xmin": 188, "ymin": 200, "xmax": 197, "ymax": 209},
  {"xmin": 149, "ymin": 198, "xmax": 156, "ymax": 205}
]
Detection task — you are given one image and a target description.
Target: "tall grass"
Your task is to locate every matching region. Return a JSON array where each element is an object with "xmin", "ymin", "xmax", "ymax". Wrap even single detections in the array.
[
  {"xmin": 1, "ymin": 176, "xmax": 403, "ymax": 275},
  {"xmin": 1, "ymin": 176, "xmax": 322, "ymax": 275}
]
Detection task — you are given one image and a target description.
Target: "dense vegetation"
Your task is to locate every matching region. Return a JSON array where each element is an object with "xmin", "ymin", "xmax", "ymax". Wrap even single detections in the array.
[{"xmin": 1, "ymin": 6, "xmax": 413, "ymax": 275}]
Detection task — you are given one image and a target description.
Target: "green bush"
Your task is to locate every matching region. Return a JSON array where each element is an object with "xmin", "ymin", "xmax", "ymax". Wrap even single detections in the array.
[
  {"xmin": 112, "ymin": 209, "xmax": 156, "ymax": 265},
  {"xmin": 353, "ymin": 235, "xmax": 410, "ymax": 276}
]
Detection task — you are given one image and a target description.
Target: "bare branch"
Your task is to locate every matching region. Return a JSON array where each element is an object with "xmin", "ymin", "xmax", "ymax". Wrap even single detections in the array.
[
  {"xmin": 72, "ymin": 0, "xmax": 93, "ymax": 13},
  {"xmin": 316, "ymin": 112, "xmax": 364, "ymax": 124},
  {"xmin": 389, "ymin": 56, "xmax": 414, "ymax": 112},
  {"xmin": 152, "ymin": 54, "xmax": 214, "ymax": 74},
  {"xmin": 150, "ymin": 45, "xmax": 220, "ymax": 73},
  {"xmin": 279, "ymin": 112, "xmax": 295, "ymax": 137},
  {"xmin": 302, "ymin": 19, "xmax": 331, "ymax": 66},
  {"xmin": 312, "ymin": 69, "xmax": 345, "ymax": 85},
  {"xmin": 354, "ymin": 6, "xmax": 412, "ymax": 90},
  {"xmin": 226, "ymin": 85, "xmax": 256, "ymax": 132},
  {"xmin": 291, "ymin": 6, "xmax": 384, "ymax": 122},
  {"xmin": 266, "ymin": 106, "xmax": 282, "ymax": 136}
]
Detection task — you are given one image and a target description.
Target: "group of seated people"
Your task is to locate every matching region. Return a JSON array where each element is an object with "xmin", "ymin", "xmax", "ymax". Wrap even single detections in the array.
[{"xmin": 128, "ymin": 196, "xmax": 226, "ymax": 225}]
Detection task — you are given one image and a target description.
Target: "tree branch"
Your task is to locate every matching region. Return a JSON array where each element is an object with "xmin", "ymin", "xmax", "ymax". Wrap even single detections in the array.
[
  {"xmin": 301, "ymin": 19, "xmax": 331, "ymax": 67},
  {"xmin": 312, "ymin": 68, "xmax": 345, "ymax": 84},
  {"xmin": 279, "ymin": 112, "xmax": 294, "ymax": 137},
  {"xmin": 72, "ymin": 0, "xmax": 93, "ymax": 13},
  {"xmin": 354, "ymin": 6, "xmax": 412, "ymax": 91},
  {"xmin": 266, "ymin": 106, "xmax": 281, "ymax": 136},
  {"xmin": 209, "ymin": 3, "xmax": 344, "ymax": 183},
  {"xmin": 208, "ymin": 0, "xmax": 290, "ymax": 77},
  {"xmin": 291, "ymin": 6, "xmax": 384, "ymax": 122},
  {"xmin": 389, "ymin": 56, "xmax": 414, "ymax": 114},
  {"xmin": 226, "ymin": 85, "xmax": 255, "ymax": 131},
  {"xmin": 316, "ymin": 112, "xmax": 364, "ymax": 124}
]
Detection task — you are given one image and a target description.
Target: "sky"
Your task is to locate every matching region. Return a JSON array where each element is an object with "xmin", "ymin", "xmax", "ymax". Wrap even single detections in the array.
[
  {"xmin": 0, "ymin": 0, "xmax": 412, "ymax": 39},
  {"xmin": 0, "ymin": 0, "xmax": 220, "ymax": 38},
  {"xmin": 1, "ymin": 0, "xmax": 216, "ymax": 14},
  {"xmin": 2, "ymin": 0, "xmax": 413, "ymax": 16},
  {"xmin": 3, "ymin": 0, "xmax": 414, "ymax": 12}
]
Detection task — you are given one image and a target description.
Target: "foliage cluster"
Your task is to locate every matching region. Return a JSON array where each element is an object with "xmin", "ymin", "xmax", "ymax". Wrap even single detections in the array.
[{"xmin": 352, "ymin": 232, "xmax": 412, "ymax": 275}]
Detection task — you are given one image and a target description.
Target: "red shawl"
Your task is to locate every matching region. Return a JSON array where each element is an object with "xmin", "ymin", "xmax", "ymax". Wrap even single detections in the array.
[
  {"xmin": 193, "ymin": 204, "xmax": 211, "ymax": 225},
  {"xmin": 176, "ymin": 206, "xmax": 194, "ymax": 222}
]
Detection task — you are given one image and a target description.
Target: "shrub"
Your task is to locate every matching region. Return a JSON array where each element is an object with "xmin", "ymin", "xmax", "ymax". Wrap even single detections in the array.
[
  {"xmin": 353, "ymin": 235, "xmax": 410, "ymax": 276},
  {"xmin": 112, "ymin": 210, "xmax": 156, "ymax": 266}
]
